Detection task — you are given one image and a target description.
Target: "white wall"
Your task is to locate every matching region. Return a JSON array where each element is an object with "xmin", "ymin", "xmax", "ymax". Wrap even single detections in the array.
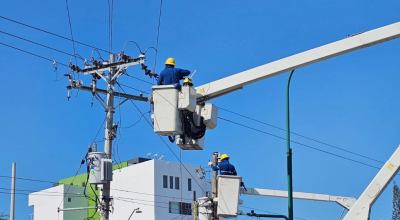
[
  {"xmin": 110, "ymin": 159, "xmax": 155, "ymax": 220},
  {"xmin": 29, "ymin": 159, "xmax": 211, "ymax": 220},
  {"xmin": 28, "ymin": 185, "xmax": 87, "ymax": 220},
  {"xmin": 154, "ymin": 160, "xmax": 211, "ymax": 220}
]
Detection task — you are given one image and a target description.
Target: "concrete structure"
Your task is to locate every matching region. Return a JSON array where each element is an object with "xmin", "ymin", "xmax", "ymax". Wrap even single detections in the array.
[
  {"xmin": 28, "ymin": 185, "xmax": 87, "ymax": 220},
  {"xmin": 28, "ymin": 158, "xmax": 211, "ymax": 220}
]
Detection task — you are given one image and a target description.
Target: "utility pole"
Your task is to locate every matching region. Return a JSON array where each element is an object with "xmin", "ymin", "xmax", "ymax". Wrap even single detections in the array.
[
  {"xmin": 100, "ymin": 53, "xmax": 116, "ymax": 220},
  {"xmin": 211, "ymin": 152, "xmax": 219, "ymax": 220},
  {"xmin": 10, "ymin": 162, "xmax": 16, "ymax": 220},
  {"xmin": 62, "ymin": 50, "xmax": 150, "ymax": 220}
]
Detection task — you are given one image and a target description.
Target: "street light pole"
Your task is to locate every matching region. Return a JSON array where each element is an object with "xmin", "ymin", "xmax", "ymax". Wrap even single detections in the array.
[{"xmin": 286, "ymin": 70, "xmax": 295, "ymax": 220}]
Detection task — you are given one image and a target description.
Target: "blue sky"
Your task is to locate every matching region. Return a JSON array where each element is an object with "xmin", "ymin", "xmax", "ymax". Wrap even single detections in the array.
[{"xmin": 1, "ymin": 1, "xmax": 400, "ymax": 219}]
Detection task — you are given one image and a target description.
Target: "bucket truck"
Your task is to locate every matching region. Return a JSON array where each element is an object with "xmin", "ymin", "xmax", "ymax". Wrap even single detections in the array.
[
  {"xmin": 194, "ymin": 145, "xmax": 400, "ymax": 220},
  {"xmin": 151, "ymin": 20, "xmax": 400, "ymax": 150},
  {"xmin": 150, "ymin": 20, "xmax": 400, "ymax": 220}
]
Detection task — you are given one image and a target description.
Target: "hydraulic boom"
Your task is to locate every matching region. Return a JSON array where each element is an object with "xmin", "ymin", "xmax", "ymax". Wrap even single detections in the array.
[{"xmin": 195, "ymin": 21, "xmax": 400, "ymax": 102}]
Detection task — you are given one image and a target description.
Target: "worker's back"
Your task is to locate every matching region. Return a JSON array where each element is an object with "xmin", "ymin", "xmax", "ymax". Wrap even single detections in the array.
[
  {"xmin": 217, "ymin": 160, "xmax": 237, "ymax": 176},
  {"xmin": 158, "ymin": 65, "xmax": 190, "ymax": 86}
]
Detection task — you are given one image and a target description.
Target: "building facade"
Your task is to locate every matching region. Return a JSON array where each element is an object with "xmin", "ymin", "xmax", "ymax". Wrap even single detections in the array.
[{"xmin": 28, "ymin": 158, "xmax": 211, "ymax": 220}]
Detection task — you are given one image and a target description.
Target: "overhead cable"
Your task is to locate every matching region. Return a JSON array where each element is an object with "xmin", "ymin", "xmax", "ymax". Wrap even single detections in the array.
[
  {"xmin": 0, "ymin": 15, "xmax": 112, "ymax": 54},
  {"xmin": 0, "ymin": 174, "xmax": 58, "ymax": 184},
  {"xmin": 153, "ymin": 0, "xmax": 163, "ymax": 73},
  {"xmin": 218, "ymin": 107, "xmax": 383, "ymax": 164},
  {"xmin": 0, "ymin": 41, "xmax": 69, "ymax": 67},
  {"xmin": 218, "ymin": 116, "xmax": 381, "ymax": 170},
  {"xmin": 0, "ymin": 30, "xmax": 84, "ymax": 60},
  {"xmin": 64, "ymin": 0, "xmax": 77, "ymax": 66}
]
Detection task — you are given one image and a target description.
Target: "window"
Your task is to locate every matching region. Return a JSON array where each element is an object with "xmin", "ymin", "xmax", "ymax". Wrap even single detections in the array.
[
  {"xmin": 175, "ymin": 177, "xmax": 180, "ymax": 189},
  {"xmin": 170, "ymin": 176, "xmax": 173, "ymax": 189},
  {"xmin": 163, "ymin": 175, "xmax": 168, "ymax": 188},
  {"xmin": 169, "ymin": 202, "xmax": 192, "ymax": 215},
  {"xmin": 188, "ymin": 178, "xmax": 192, "ymax": 191},
  {"xmin": 67, "ymin": 198, "xmax": 71, "ymax": 202}
]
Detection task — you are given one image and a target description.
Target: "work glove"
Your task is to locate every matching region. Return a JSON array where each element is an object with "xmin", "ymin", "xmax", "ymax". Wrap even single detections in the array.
[{"xmin": 208, "ymin": 161, "xmax": 212, "ymax": 166}]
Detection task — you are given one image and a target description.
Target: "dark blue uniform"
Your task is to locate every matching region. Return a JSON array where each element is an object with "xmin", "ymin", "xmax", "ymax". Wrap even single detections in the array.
[
  {"xmin": 157, "ymin": 65, "xmax": 190, "ymax": 90},
  {"xmin": 211, "ymin": 159, "xmax": 237, "ymax": 175}
]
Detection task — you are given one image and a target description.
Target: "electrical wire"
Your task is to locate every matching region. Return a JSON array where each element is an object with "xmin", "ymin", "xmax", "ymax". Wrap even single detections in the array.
[
  {"xmin": 153, "ymin": 0, "xmax": 163, "ymax": 74},
  {"xmin": 0, "ymin": 175, "xmax": 58, "ymax": 184},
  {"xmin": 115, "ymin": 79, "xmax": 124, "ymax": 167},
  {"xmin": 0, "ymin": 191, "xmax": 85, "ymax": 197},
  {"xmin": 91, "ymin": 116, "xmax": 107, "ymax": 146},
  {"xmin": 64, "ymin": 0, "xmax": 78, "ymax": 67},
  {"xmin": 218, "ymin": 116, "xmax": 381, "ymax": 170},
  {"xmin": 125, "ymin": 73, "xmax": 153, "ymax": 84},
  {"xmin": 0, "ymin": 15, "xmax": 112, "ymax": 54},
  {"xmin": 121, "ymin": 41, "xmax": 143, "ymax": 54},
  {"xmin": 111, "ymin": 188, "xmax": 192, "ymax": 201},
  {"xmin": 118, "ymin": 83, "xmax": 150, "ymax": 94},
  {"xmin": 116, "ymin": 84, "xmax": 208, "ymax": 194},
  {"xmin": 0, "ymin": 30, "xmax": 85, "ymax": 61},
  {"xmin": 218, "ymin": 107, "xmax": 384, "ymax": 164},
  {"xmin": 0, "ymin": 41, "xmax": 69, "ymax": 67},
  {"xmin": 0, "ymin": 187, "xmax": 84, "ymax": 196},
  {"xmin": 57, "ymin": 159, "xmax": 85, "ymax": 209},
  {"xmin": 120, "ymin": 115, "xmax": 143, "ymax": 129}
]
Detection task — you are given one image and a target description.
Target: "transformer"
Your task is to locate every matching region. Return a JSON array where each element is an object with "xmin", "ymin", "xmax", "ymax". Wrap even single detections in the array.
[{"xmin": 88, "ymin": 152, "xmax": 113, "ymax": 184}]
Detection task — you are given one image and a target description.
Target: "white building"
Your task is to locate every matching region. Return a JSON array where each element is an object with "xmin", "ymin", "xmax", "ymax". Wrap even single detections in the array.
[{"xmin": 29, "ymin": 158, "xmax": 211, "ymax": 220}]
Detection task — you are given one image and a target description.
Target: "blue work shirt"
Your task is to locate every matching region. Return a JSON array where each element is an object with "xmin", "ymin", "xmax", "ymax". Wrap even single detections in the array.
[
  {"xmin": 211, "ymin": 159, "xmax": 237, "ymax": 176},
  {"xmin": 157, "ymin": 65, "xmax": 190, "ymax": 89}
]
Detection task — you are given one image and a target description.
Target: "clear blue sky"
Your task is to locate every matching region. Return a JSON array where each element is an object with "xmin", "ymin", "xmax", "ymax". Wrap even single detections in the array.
[{"xmin": 1, "ymin": 1, "xmax": 400, "ymax": 219}]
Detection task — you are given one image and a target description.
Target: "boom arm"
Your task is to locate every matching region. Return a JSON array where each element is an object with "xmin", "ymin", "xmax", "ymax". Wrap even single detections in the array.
[
  {"xmin": 343, "ymin": 145, "xmax": 400, "ymax": 220},
  {"xmin": 196, "ymin": 21, "xmax": 400, "ymax": 102},
  {"xmin": 240, "ymin": 188, "xmax": 356, "ymax": 210}
]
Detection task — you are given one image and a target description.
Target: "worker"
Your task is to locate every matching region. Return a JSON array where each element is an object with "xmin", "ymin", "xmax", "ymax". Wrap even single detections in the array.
[
  {"xmin": 157, "ymin": 57, "xmax": 191, "ymax": 90},
  {"xmin": 208, "ymin": 154, "xmax": 237, "ymax": 176}
]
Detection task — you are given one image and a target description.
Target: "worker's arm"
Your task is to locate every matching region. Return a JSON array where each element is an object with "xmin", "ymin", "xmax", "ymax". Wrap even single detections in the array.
[
  {"xmin": 210, "ymin": 164, "xmax": 220, "ymax": 171},
  {"xmin": 178, "ymin": 69, "xmax": 191, "ymax": 79},
  {"xmin": 157, "ymin": 73, "xmax": 164, "ymax": 85}
]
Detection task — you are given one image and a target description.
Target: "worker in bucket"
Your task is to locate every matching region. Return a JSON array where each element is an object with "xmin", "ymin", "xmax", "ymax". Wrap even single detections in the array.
[
  {"xmin": 208, "ymin": 154, "xmax": 237, "ymax": 176},
  {"xmin": 157, "ymin": 57, "xmax": 191, "ymax": 90}
]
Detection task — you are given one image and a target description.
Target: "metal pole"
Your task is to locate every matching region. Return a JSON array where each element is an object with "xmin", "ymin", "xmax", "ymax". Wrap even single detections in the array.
[
  {"xmin": 10, "ymin": 162, "xmax": 16, "ymax": 220},
  {"xmin": 100, "ymin": 54, "xmax": 116, "ymax": 220},
  {"xmin": 286, "ymin": 70, "xmax": 295, "ymax": 220},
  {"xmin": 211, "ymin": 152, "xmax": 219, "ymax": 220}
]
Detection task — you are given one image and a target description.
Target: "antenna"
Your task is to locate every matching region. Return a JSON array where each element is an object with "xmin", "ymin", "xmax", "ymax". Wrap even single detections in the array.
[
  {"xmin": 153, "ymin": 153, "xmax": 158, "ymax": 159},
  {"xmin": 146, "ymin": 152, "xmax": 151, "ymax": 158},
  {"xmin": 158, "ymin": 155, "xmax": 164, "ymax": 160}
]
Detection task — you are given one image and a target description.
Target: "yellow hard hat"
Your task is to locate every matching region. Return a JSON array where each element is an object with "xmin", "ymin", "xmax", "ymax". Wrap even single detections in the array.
[
  {"xmin": 220, "ymin": 154, "xmax": 230, "ymax": 161},
  {"xmin": 165, "ymin": 57, "xmax": 176, "ymax": 66}
]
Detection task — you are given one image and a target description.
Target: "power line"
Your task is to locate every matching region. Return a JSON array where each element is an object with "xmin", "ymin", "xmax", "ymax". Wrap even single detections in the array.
[
  {"xmin": 119, "ymin": 83, "xmax": 150, "ymax": 94},
  {"xmin": 218, "ymin": 107, "xmax": 384, "ymax": 164},
  {"xmin": 58, "ymin": 159, "xmax": 85, "ymax": 209},
  {"xmin": 218, "ymin": 116, "xmax": 381, "ymax": 170},
  {"xmin": 0, "ymin": 191, "xmax": 85, "ymax": 197},
  {"xmin": 112, "ymin": 188, "xmax": 192, "ymax": 201},
  {"xmin": 153, "ymin": 0, "xmax": 163, "ymax": 73},
  {"xmin": 0, "ymin": 174, "xmax": 58, "ymax": 184},
  {"xmin": 125, "ymin": 73, "xmax": 153, "ymax": 85},
  {"xmin": 64, "ymin": 0, "xmax": 78, "ymax": 66},
  {"xmin": 0, "ymin": 41, "xmax": 69, "ymax": 67},
  {"xmin": 0, "ymin": 30, "xmax": 84, "ymax": 60},
  {"xmin": 0, "ymin": 15, "xmax": 112, "ymax": 54}
]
